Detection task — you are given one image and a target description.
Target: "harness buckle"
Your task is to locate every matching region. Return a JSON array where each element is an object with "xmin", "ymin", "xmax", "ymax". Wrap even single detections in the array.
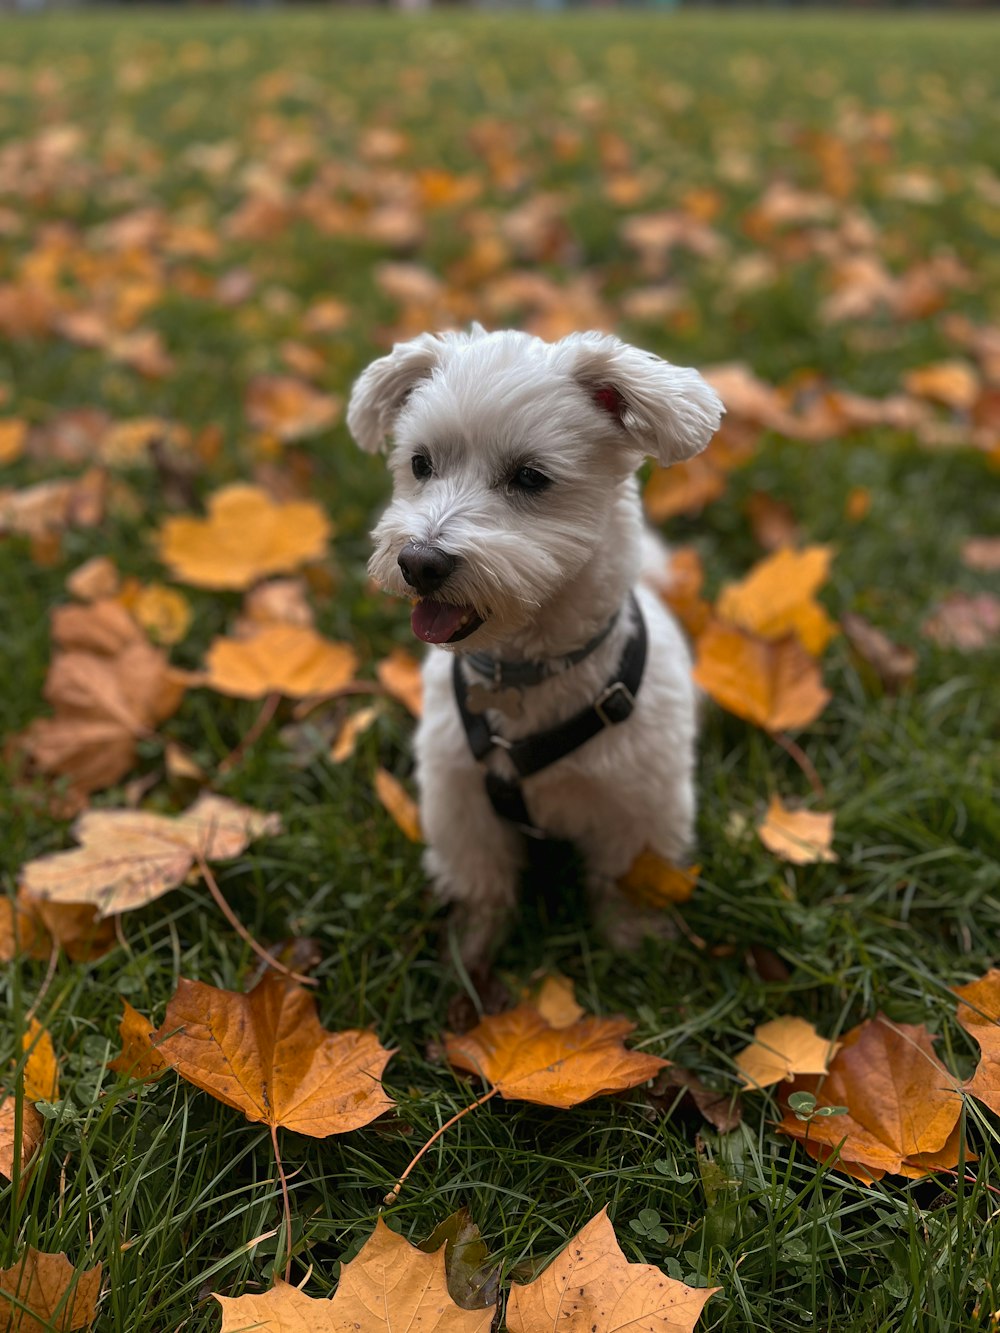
[{"xmin": 594, "ymin": 680, "xmax": 636, "ymax": 728}]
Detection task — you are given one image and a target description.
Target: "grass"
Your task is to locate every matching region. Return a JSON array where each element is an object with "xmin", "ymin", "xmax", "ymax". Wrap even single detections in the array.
[{"xmin": 2, "ymin": 9, "xmax": 1000, "ymax": 1331}]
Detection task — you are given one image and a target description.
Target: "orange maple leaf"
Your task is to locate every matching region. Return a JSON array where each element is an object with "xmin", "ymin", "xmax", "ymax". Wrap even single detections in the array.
[
  {"xmin": 154, "ymin": 972, "xmax": 395, "ymax": 1137},
  {"xmin": 446, "ymin": 1002, "xmax": 666, "ymax": 1109},
  {"xmin": 157, "ymin": 483, "xmax": 331, "ymax": 591},
  {"xmin": 954, "ymin": 969, "xmax": 1000, "ymax": 1116},
  {"xmin": 199, "ymin": 624, "xmax": 358, "ymax": 700},
  {"xmin": 692, "ymin": 622, "xmax": 830, "ymax": 732},
  {"xmin": 778, "ymin": 1016, "xmax": 962, "ymax": 1182}
]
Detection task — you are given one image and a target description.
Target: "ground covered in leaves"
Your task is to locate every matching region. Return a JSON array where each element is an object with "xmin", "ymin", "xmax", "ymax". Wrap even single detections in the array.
[{"xmin": 2, "ymin": 12, "xmax": 1000, "ymax": 1332}]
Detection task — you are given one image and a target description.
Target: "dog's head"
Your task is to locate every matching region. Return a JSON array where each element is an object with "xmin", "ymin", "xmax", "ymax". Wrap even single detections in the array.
[{"xmin": 347, "ymin": 327, "xmax": 723, "ymax": 649}]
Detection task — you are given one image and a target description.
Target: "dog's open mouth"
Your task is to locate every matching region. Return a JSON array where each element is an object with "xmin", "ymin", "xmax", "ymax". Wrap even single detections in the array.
[{"xmin": 411, "ymin": 599, "xmax": 485, "ymax": 644}]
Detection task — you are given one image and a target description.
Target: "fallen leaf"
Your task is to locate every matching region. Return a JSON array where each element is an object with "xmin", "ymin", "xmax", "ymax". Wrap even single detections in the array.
[
  {"xmin": 108, "ymin": 1001, "xmax": 167, "ymax": 1080},
  {"xmin": 376, "ymin": 647, "xmax": 424, "ymax": 717},
  {"xmin": 656, "ymin": 548, "xmax": 711, "ymax": 640},
  {"xmin": 236, "ymin": 578, "xmax": 315, "ymax": 634},
  {"xmin": 201, "ymin": 624, "xmax": 358, "ymax": 700},
  {"xmin": 0, "ymin": 1248, "xmax": 102, "ymax": 1332},
  {"xmin": 244, "ymin": 374, "xmax": 341, "ymax": 442},
  {"xmin": 65, "ymin": 556, "xmax": 119, "ymax": 602},
  {"xmin": 735, "ymin": 1016, "xmax": 839, "ymax": 1089},
  {"xmin": 21, "ymin": 1020, "xmax": 58, "ymax": 1104},
  {"xmin": 643, "ymin": 456, "xmax": 727, "ymax": 521},
  {"xmin": 0, "ymin": 419, "xmax": 28, "ymax": 466},
  {"xmin": 375, "ymin": 768, "xmax": 423, "ymax": 842},
  {"xmin": 841, "ymin": 612, "xmax": 917, "ymax": 694},
  {"xmin": 648, "ymin": 1066, "xmax": 742, "ymax": 1135},
  {"xmin": 20, "ymin": 793, "xmax": 282, "ymax": 916},
  {"xmin": 954, "ymin": 969, "xmax": 1000, "ymax": 1115},
  {"xmin": 329, "ymin": 705, "xmax": 379, "ymax": 763},
  {"xmin": 757, "ymin": 798, "xmax": 837, "ymax": 865},
  {"xmin": 618, "ymin": 850, "xmax": 699, "ymax": 908},
  {"xmin": 446, "ymin": 1003, "xmax": 666, "ymax": 1109},
  {"xmin": 0, "ymin": 897, "xmax": 48, "ymax": 963},
  {"xmin": 117, "ymin": 582, "xmax": 192, "ymax": 646},
  {"xmin": 158, "ymin": 483, "xmax": 331, "ymax": 591},
  {"xmin": 0, "ymin": 469, "xmax": 106, "ymax": 539},
  {"xmin": 745, "ymin": 492, "xmax": 800, "ymax": 551},
  {"xmin": 778, "ymin": 1017, "xmax": 962, "ymax": 1181},
  {"xmin": 716, "ymin": 546, "xmax": 837, "ymax": 656},
  {"xmin": 215, "ymin": 1219, "xmax": 493, "ymax": 1332},
  {"xmin": 17, "ymin": 601, "xmax": 186, "ymax": 798},
  {"xmin": 14, "ymin": 891, "xmax": 116, "ymax": 963},
  {"xmin": 506, "ymin": 1207, "xmax": 719, "ymax": 1333},
  {"xmin": 523, "ymin": 975, "xmax": 585, "ymax": 1030},
  {"xmin": 692, "ymin": 623, "xmax": 830, "ymax": 732},
  {"xmin": 904, "ymin": 360, "xmax": 980, "ymax": 411},
  {"xmin": 961, "ymin": 537, "xmax": 1000, "ymax": 572},
  {"xmin": 155, "ymin": 971, "xmax": 394, "ymax": 1136},
  {"xmin": 419, "ymin": 1208, "xmax": 500, "ymax": 1312},
  {"xmin": 922, "ymin": 592, "xmax": 1000, "ymax": 650},
  {"xmin": 0, "ymin": 1093, "xmax": 44, "ymax": 1186}
]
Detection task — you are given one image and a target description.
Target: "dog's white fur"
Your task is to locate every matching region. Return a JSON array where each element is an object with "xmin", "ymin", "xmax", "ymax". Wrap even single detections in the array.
[{"xmin": 348, "ymin": 327, "xmax": 724, "ymax": 967}]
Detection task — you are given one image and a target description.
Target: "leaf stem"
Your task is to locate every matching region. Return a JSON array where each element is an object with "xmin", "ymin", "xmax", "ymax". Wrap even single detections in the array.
[
  {"xmin": 270, "ymin": 1122, "xmax": 293, "ymax": 1282},
  {"xmin": 218, "ymin": 691, "xmax": 281, "ymax": 775},
  {"xmin": 773, "ymin": 730, "xmax": 825, "ymax": 799},
  {"xmin": 197, "ymin": 855, "xmax": 316, "ymax": 987},
  {"xmin": 385, "ymin": 1086, "xmax": 498, "ymax": 1205}
]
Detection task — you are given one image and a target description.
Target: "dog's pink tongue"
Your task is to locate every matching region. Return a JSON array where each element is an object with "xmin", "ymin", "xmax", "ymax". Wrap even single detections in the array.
[{"xmin": 411, "ymin": 599, "xmax": 471, "ymax": 644}]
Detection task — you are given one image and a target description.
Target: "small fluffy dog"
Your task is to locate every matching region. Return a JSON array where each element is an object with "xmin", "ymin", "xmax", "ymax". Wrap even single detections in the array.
[{"xmin": 348, "ymin": 327, "xmax": 723, "ymax": 970}]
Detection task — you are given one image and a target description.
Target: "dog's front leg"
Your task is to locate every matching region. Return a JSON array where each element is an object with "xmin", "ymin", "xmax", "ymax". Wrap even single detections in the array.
[{"xmin": 419, "ymin": 758, "xmax": 525, "ymax": 976}]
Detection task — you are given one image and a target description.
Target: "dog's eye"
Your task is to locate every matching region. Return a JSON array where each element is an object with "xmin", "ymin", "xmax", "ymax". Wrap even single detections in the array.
[
  {"xmin": 509, "ymin": 466, "xmax": 550, "ymax": 493},
  {"xmin": 411, "ymin": 453, "xmax": 433, "ymax": 480}
]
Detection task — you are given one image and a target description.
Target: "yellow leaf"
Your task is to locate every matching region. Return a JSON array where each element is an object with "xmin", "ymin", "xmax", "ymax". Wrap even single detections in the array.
[
  {"xmin": 374, "ymin": 768, "xmax": 423, "ymax": 842},
  {"xmin": 506, "ymin": 1208, "xmax": 719, "ymax": 1333},
  {"xmin": 201, "ymin": 624, "xmax": 358, "ymax": 700},
  {"xmin": 108, "ymin": 1001, "xmax": 167, "ymax": 1080},
  {"xmin": 757, "ymin": 797, "xmax": 837, "ymax": 865},
  {"xmin": 330, "ymin": 705, "xmax": 379, "ymax": 764},
  {"xmin": 692, "ymin": 623, "xmax": 830, "ymax": 733},
  {"xmin": 618, "ymin": 850, "xmax": 699, "ymax": 908},
  {"xmin": 524, "ymin": 975, "xmax": 584, "ymax": 1030},
  {"xmin": 21, "ymin": 1020, "xmax": 58, "ymax": 1104},
  {"xmin": 735, "ymin": 1016, "xmax": 839, "ymax": 1089},
  {"xmin": 158, "ymin": 483, "xmax": 331, "ymax": 591},
  {"xmin": 0, "ymin": 418, "xmax": 28, "ymax": 466},
  {"xmin": 0, "ymin": 1247, "xmax": 102, "ymax": 1332},
  {"xmin": 119, "ymin": 582, "xmax": 192, "ymax": 646},
  {"xmin": 716, "ymin": 546, "xmax": 836, "ymax": 656}
]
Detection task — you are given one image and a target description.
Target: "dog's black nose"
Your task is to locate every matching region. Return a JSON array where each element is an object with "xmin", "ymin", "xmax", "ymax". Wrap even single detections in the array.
[{"xmin": 397, "ymin": 542, "xmax": 456, "ymax": 596}]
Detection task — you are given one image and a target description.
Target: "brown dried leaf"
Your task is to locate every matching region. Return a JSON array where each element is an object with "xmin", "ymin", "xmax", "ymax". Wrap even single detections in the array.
[
  {"xmin": 954, "ymin": 969, "xmax": 1000, "ymax": 1116},
  {"xmin": 20, "ymin": 793, "xmax": 282, "ymax": 916},
  {"xmin": 0, "ymin": 1248, "xmax": 102, "ymax": 1332},
  {"xmin": 446, "ymin": 1003, "xmax": 666, "ymax": 1109},
  {"xmin": 0, "ymin": 1093, "xmax": 44, "ymax": 1186},
  {"xmin": 778, "ymin": 1017, "xmax": 962, "ymax": 1182},
  {"xmin": 329, "ymin": 705, "xmax": 380, "ymax": 764},
  {"xmin": 506, "ymin": 1208, "xmax": 719, "ymax": 1333},
  {"xmin": 155, "ymin": 972, "xmax": 394, "ymax": 1136},
  {"xmin": 961, "ymin": 537, "xmax": 1000, "ymax": 572},
  {"xmin": 922, "ymin": 592, "xmax": 1000, "ymax": 650},
  {"xmin": 245, "ymin": 375, "xmax": 341, "ymax": 442},
  {"xmin": 841, "ymin": 612, "xmax": 917, "ymax": 694}
]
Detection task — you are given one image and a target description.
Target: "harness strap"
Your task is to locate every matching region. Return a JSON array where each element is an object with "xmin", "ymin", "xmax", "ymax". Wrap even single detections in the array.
[{"xmin": 453, "ymin": 593, "xmax": 647, "ymax": 833}]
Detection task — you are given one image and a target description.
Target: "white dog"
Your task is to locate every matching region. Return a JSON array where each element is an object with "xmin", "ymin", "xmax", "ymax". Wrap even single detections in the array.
[{"xmin": 347, "ymin": 327, "xmax": 723, "ymax": 970}]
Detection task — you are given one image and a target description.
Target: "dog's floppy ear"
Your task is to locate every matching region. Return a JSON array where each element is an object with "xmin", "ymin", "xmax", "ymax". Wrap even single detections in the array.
[
  {"xmin": 346, "ymin": 333, "xmax": 443, "ymax": 454},
  {"xmin": 561, "ymin": 332, "xmax": 724, "ymax": 465}
]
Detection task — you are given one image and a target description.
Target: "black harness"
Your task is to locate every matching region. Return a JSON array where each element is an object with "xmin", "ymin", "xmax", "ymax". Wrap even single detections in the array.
[{"xmin": 453, "ymin": 593, "xmax": 648, "ymax": 837}]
